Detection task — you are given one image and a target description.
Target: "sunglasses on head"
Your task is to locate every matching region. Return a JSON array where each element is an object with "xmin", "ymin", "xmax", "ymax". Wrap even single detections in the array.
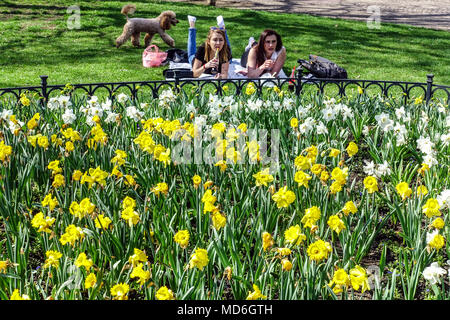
[{"xmin": 210, "ymin": 26, "xmax": 225, "ymax": 30}]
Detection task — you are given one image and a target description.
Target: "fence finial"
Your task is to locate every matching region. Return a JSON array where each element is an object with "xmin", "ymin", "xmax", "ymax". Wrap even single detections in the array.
[
  {"xmin": 40, "ymin": 75, "xmax": 48, "ymax": 105},
  {"xmin": 426, "ymin": 74, "xmax": 434, "ymax": 104},
  {"xmin": 174, "ymin": 71, "xmax": 180, "ymax": 94},
  {"xmin": 296, "ymin": 66, "xmax": 303, "ymax": 96}
]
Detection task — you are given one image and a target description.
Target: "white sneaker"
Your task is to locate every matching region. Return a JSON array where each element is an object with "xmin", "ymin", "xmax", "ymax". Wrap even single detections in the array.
[
  {"xmin": 188, "ymin": 15, "xmax": 196, "ymax": 23},
  {"xmin": 216, "ymin": 15, "xmax": 225, "ymax": 28},
  {"xmin": 245, "ymin": 37, "xmax": 255, "ymax": 51}
]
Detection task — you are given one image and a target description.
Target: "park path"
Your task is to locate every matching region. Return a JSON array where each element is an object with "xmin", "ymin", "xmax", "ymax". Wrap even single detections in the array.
[{"xmin": 164, "ymin": 0, "xmax": 450, "ymax": 31}]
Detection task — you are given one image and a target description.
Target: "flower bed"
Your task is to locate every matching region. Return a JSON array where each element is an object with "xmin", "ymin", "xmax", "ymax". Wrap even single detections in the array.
[{"xmin": 0, "ymin": 86, "xmax": 448, "ymax": 300}]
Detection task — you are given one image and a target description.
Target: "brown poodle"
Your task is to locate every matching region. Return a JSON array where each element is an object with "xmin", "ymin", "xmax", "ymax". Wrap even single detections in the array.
[{"xmin": 115, "ymin": 4, "xmax": 179, "ymax": 48}]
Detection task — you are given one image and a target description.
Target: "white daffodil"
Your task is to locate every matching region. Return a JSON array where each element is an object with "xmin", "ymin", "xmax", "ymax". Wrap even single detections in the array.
[
  {"xmin": 375, "ymin": 112, "xmax": 394, "ymax": 132},
  {"xmin": 423, "ymin": 153, "xmax": 438, "ymax": 168},
  {"xmin": 117, "ymin": 93, "xmax": 129, "ymax": 104},
  {"xmin": 58, "ymin": 95, "xmax": 72, "ymax": 108},
  {"xmin": 375, "ymin": 161, "xmax": 391, "ymax": 177},
  {"xmin": 395, "ymin": 106, "xmax": 406, "ymax": 120},
  {"xmin": 422, "ymin": 262, "xmax": 447, "ymax": 285},
  {"xmin": 316, "ymin": 121, "xmax": 328, "ymax": 135},
  {"xmin": 47, "ymin": 97, "xmax": 61, "ymax": 111},
  {"xmin": 363, "ymin": 160, "xmax": 376, "ymax": 176},
  {"xmin": 322, "ymin": 106, "xmax": 336, "ymax": 122},
  {"xmin": 62, "ymin": 108, "xmax": 76, "ymax": 125},
  {"xmin": 105, "ymin": 111, "xmax": 119, "ymax": 124},
  {"xmin": 417, "ymin": 136, "xmax": 434, "ymax": 155},
  {"xmin": 126, "ymin": 106, "xmax": 144, "ymax": 122},
  {"xmin": 440, "ymin": 132, "xmax": 450, "ymax": 147},
  {"xmin": 87, "ymin": 96, "xmax": 99, "ymax": 108},
  {"xmin": 185, "ymin": 101, "xmax": 196, "ymax": 114},
  {"xmin": 0, "ymin": 109, "xmax": 12, "ymax": 120},
  {"xmin": 297, "ymin": 105, "xmax": 309, "ymax": 118},
  {"xmin": 437, "ymin": 189, "xmax": 450, "ymax": 209},
  {"xmin": 102, "ymin": 99, "xmax": 112, "ymax": 112}
]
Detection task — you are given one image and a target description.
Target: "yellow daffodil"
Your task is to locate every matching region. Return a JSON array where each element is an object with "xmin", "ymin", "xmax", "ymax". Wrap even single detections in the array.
[
  {"xmin": 342, "ymin": 201, "xmax": 357, "ymax": 216},
  {"xmin": 281, "ymin": 259, "xmax": 293, "ymax": 271},
  {"xmin": 43, "ymin": 250, "xmax": 62, "ymax": 269},
  {"xmin": 110, "ymin": 283, "xmax": 129, "ymax": 300},
  {"xmin": 155, "ymin": 286, "xmax": 175, "ymax": 300},
  {"xmin": 189, "ymin": 248, "xmax": 209, "ymax": 271},
  {"xmin": 327, "ymin": 215, "xmax": 346, "ymax": 234},
  {"xmin": 307, "ymin": 239, "xmax": 332, "ymax": 262},
  {"xmin": 346, "ymin": 141, "xmax": 358, "ymax": 157},
  {"xmin": 253, "ymin": 168, "xmax": 274, "ymax": 187},
  {"xmin": 284, "ymin": 225, "xmax": 306, "ymax": 246},
  {"xmin": 174, "ymin": 230, "xmax": 190, "ymax": 249},
  {"xmin": 128, "ymin": 248, "xmax": 148, "ymax": 267},
  {"xmin": 294, "ymin": 170, "xmax": 312, "ymax": 188},
  {"xmin": 349, "ymin": 265, "xmax": 370, "ymax": 293},
  {"xmin": 272, "ymin": 186, "xmax": 296, "ymax": 208},
  {"xmin": 301, "ymin": 206, "xmax": 321, "ymax": 229},
  {"xmin": 246, "ymin": 284, "xmax": 266, "ymax": 300},
  {"xmin": 422, "ymin": 198, "xmax": 441, "ymax": 218},
  {"xmin": 262, "ymin": 232, "xmax": 274, "ymax": 252},
  {"xmin": 363, "ymin": 176, "xmax": 378, "ymax": 193},
  {"xmin": 396, "ymin": 182, "xmax": 412, "ymax": 200},
  {"xmin": 85, "ymin": 273, "xmax": 97, "ymax": 289},
  {"xmin": 75, "ymin": 252, "xmax": 93, "ymax": 270}
]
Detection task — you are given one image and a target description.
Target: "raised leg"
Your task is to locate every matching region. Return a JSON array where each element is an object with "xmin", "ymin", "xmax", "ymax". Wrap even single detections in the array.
[
  {"xmin": 159, "ymin": 31, "xmax": 175, "ymax": 47},
  {"xmin": 187, "ymin": 27, "xmax": 197, "ymax": 65}
]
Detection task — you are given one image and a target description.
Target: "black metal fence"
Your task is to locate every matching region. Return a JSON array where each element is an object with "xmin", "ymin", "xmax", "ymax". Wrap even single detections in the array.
[{"xmin": 1, "ymin": 70, "xmax": 449, "ymax": 105}]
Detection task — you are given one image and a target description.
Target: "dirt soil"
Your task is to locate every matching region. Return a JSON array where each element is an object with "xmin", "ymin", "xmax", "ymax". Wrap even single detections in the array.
[{"xmin": 164, "ymin": 0, "xmax": 450, "ymax": 31}]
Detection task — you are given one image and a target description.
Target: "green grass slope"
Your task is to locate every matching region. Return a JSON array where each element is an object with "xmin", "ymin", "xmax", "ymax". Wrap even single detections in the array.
[{"xmin": 0, "ymin": 0, "xmax": 449, "ymax": 87}]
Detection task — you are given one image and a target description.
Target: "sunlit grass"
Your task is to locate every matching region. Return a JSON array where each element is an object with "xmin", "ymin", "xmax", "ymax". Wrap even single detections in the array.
[{"xmin": 0, "ymin": 0, "xmax": 449, "ymax": 87}]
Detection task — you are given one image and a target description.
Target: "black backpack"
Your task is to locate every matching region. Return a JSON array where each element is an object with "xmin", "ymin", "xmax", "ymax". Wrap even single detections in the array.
[
  {"xmin": 298, "ymin": 55, "xmax": 347, "ymax": 79},
  {"xmin": 162, "ymin": 48, "xmax": 189, "ymax": 65}
]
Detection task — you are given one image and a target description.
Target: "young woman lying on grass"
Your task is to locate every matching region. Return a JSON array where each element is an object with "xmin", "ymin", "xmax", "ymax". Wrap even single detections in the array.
[
  {"xmin": 186, "ymin": 15, "xmax": 232, "ymax": 79},
  {"xmin": 240, "ymin": 29, "xmax": 287, "ymax": 79}
]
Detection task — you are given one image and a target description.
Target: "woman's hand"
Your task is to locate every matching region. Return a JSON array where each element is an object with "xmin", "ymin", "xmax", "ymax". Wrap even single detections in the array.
[
  {"xmin": 237, "ymin": 69, "xmax": 248, "ymax": 76},
  {"xmin": 205, "ymin": 58, "xmax": 219, "ymax": 70},
  {"xmin": 259, "ymin": 59, "xmax": 274, "ymax": 71}
]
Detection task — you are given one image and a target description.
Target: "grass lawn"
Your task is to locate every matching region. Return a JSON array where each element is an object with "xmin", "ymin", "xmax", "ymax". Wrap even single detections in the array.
[{"xmin": 0, "ymin": 0, "xmax": 449, "ymax": 88}]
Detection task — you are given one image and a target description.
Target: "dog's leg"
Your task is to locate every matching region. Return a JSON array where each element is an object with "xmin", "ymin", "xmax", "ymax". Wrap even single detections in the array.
[
  {"xmin": 159, "ymin": 31, "xmax": 175, "ymax": 47},
  {"xmin": 131, "ymin": 32, "xmax": 141, "ymax": 47},
  {"xmin": 116, "ymin": 31, "xmax": 128, "ymax": 48},
  {"xmin": 144, "ymin": 33, "xmax": 155, "ymax": 47},
  {"xmin": 116, "ymin": 23, "xmax": 133, "ymax": 48}
]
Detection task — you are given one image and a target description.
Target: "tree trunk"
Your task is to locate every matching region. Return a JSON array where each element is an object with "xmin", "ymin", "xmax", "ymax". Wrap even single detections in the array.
[{"xmin": 208, "ymin": 0, "xmax": 216, "ymax": 6}]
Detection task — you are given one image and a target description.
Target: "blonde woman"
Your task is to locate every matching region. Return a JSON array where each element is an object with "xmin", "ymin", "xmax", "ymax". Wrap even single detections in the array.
[{"xmin": 187, "ymin": 16, "xmax": 232, "ymax": 79}]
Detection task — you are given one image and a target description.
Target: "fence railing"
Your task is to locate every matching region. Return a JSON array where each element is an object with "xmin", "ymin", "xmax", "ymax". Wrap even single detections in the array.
[{"xmin": 1, "ymin": 71, "xmax": 449, "ymax": 105}]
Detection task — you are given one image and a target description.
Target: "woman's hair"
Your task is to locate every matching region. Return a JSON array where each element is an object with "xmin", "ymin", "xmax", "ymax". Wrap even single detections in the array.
[
  {"xmin": 204, "ymin": 28, "xmax": 229, "ymax": 63},
  {"xmin": 255, "ymin": 29, "xmax": 282, "ymax": 67}
]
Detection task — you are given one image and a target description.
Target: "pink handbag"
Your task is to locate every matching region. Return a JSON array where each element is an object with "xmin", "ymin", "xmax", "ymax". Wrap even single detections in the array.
[{"xmin": 142, "ymin": 45, "xmax": 168, "ymax": 68}]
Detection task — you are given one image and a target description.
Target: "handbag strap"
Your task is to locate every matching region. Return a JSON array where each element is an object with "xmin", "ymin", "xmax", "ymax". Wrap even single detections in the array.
[{"xmin": 145, "ymin": 44, "xmax": 159, "ymax": 53}]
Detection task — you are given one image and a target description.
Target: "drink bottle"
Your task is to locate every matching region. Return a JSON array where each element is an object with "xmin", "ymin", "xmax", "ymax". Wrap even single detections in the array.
[{"xmin": 211, "ymin": 48, "xmax": 219, "ymax": 75}]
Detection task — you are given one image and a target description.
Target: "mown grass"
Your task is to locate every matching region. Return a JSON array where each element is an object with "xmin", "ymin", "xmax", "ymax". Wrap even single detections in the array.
[{"xmin": 0, "ymin": 0, "xmax": 449, "ymax": 88}]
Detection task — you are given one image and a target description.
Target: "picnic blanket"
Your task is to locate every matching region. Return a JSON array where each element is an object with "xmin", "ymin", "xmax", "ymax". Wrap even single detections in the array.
[{"xmin": 166, "ymin": 58, "xmax": 287, "ymax": 83}]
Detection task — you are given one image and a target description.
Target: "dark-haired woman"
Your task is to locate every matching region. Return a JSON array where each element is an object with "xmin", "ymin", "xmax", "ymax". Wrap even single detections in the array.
[{"xmin": 245, "ymin": 29, "xmax": 287, "ymax": 78}]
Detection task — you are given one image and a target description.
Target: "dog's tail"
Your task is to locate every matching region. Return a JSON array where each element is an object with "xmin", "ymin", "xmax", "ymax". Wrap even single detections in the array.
[{"xmin": 121, "ymin": 4, "xmax": 136, "ymax": 20}]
